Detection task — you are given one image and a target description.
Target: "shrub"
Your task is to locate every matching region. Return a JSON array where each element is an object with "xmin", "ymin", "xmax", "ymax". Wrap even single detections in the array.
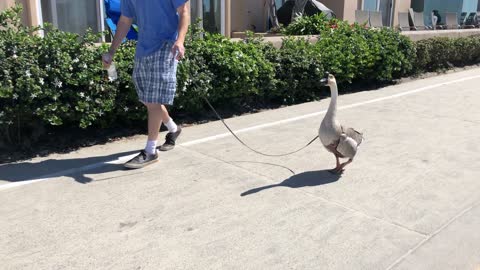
[
  {"xmin": 415, "ymin": 36, "xmax": 480, "ymax": 72},
  {"xmin": 0, "ymin": 6, "xmax": 117, "ymax": 147},
  {"xmin": 273, "ymin": 37, "xmax": 324, "ymax": 104},
  {"xmin": 360, "ymin": 27, "xmax": 416, "ymax": 81},
  {"xmin": 107, "ymin": 40, "xmax": 147, "ymax": 126},
  {"xmin": 2, "ymin": 5, "xmax": 480, "ymax": 152},
  {"xmin": 282, "ymin": 16, "xmax": 416, "ymax": 83},
  {"xmin": 282, "ymin": 13, "xmax": 331, "ymax": 35},
  {"xmin": 175, "ymin": 25, "xmax": 215, "ymax": 113},
  {"xmin": 176, "ymin": 28, "xmax": 276, "ymax": 112}
]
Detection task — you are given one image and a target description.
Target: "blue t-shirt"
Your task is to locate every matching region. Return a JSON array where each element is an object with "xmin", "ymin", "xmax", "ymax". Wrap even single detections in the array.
[{"xmin": 121, "ymin": 0, "xmax": 188, "ymax": 58}]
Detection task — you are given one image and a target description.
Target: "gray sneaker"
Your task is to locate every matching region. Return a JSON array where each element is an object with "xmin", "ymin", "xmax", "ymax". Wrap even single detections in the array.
[
  {"xmin": 124, "ymin": 150, "xmax": 159, "ymax": 169},
  {"xmin": 159, "ymin": 126, "xmax": 182, "ymax": 151}
]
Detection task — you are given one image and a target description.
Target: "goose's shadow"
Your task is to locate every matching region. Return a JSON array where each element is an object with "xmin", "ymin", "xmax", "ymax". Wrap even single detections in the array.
[{"xmin": 241, "ymin": 170, "xmax": 341, "ymax": 196}]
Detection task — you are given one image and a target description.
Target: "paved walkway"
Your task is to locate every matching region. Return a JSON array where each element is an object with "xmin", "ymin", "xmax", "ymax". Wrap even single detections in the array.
[{"xmin": 1, "ymin": 68, "xmax": 480, "ymax": 270}]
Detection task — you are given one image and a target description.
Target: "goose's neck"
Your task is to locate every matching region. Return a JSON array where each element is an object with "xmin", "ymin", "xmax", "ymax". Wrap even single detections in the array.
[{"xmin": 326, "ymin": 82, "xmax": 338, "ymax": 118}]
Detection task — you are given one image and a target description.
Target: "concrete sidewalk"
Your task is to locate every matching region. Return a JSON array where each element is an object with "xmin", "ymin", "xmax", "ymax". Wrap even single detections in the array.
[{"xmin": 1, "ymin": 68, "xmax": 480, "ymax": 270}]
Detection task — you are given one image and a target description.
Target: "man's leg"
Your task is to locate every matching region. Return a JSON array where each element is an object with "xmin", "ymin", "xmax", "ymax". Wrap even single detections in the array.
[
  {"xmin": 158, "ymin": 104, "xmax": 181, "ymax": 151},
  {"xmin": 145, "ymin": 103, "xmax": 181, "ymax": 152},
  {"xmin": 141, "ymin": 103, "xmax": 162, "ymax": 155},
  {"xmin": 124, "ymin": 103, "xmax": 166, "ymax": 169},
  {"xmin": 146, "ymin": 103, "xmax": 168, "ymax": 141}
]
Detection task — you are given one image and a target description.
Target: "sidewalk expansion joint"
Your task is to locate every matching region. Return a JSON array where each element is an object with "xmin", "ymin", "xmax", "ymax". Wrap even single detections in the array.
[
  {"xmin": 385, "ymin": 198, "xmax": 480, "ymax": 270},
  {"xmin": 178, "ymin": 146, "xmax": 429, "ymax": 239}
]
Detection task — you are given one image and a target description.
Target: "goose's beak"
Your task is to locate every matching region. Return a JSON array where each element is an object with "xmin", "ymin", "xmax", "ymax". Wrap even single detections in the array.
[{"xmin": 320, "ymin": 72, "xmax": 330, "ymax": 86}]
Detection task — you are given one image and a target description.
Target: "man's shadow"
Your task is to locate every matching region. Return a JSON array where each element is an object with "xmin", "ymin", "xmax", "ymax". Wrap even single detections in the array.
[
  {"xmin": 0, "ymin": 150, "xmax": 140, "ymax": 184},
  {"xmin": 241, "ymin": 170, "xmax": 341, "ymax": 196}
]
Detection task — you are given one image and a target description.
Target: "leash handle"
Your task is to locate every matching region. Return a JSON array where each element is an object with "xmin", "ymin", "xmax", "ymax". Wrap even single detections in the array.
[{"xmin": 203, "ymin": 96, "xmax": 319, "ymax": 157}]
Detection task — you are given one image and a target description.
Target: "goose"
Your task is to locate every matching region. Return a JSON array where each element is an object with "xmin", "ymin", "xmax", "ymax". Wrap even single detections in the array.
[{"xmin": 319, "ymin": 73, "xmax": 364, "ymax": 174}]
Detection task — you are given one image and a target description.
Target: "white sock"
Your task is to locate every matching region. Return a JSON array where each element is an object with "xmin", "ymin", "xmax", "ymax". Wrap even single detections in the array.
[
  {"xmin": 145, "ymin": 140, "xmax": 157, "ymax": 155},
  {"xmin": 165, "ymin": 118, "xmax": 178, "ymax": 133}
]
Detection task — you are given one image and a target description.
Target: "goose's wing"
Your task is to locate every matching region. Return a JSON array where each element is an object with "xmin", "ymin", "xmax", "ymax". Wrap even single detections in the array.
[
  {"xmin": 343, "ymin": 127, "xmax": 364, "ymax": 147},
  {"xmin": 336, "ymin": 135, "xmax": 358, "ymax": 159}
]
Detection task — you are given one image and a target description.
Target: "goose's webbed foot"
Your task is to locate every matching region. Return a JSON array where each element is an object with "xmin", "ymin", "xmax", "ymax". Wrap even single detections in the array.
[{"xmin": 329, "ymin": 157, "xmax": 353, "ymax": 174}]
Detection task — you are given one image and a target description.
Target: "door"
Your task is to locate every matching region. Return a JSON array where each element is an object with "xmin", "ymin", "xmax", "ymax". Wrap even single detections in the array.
[
  {"xmin": 192, "ymin": 0, "xmax": 224, "ymax": 34},
  {"xmin": 202, "ymin": 0, "xmax": 222, "ymax": 33}
]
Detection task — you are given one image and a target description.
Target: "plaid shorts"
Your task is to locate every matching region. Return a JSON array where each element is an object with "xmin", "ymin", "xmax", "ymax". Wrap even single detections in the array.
[{"xmin": 132, "ymin": 41, "xmax": 178, "ymax": 105}]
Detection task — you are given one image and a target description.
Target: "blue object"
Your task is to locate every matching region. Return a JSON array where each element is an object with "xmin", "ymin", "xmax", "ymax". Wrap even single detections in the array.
[
  {"xmin": 121, "ymin": 0, "xmax": 188, "ymax": 58},
  {"xmin": 104, "ymin": 0, "xmax": 138, "ymax": 41}
]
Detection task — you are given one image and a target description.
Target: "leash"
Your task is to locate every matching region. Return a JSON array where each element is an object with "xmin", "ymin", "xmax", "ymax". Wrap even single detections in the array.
[{"xmin": 202, "ymin": 96, "xmax": 319, "ymax": 157}]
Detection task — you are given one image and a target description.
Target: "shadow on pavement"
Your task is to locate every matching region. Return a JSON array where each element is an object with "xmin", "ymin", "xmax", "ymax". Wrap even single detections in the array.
[
  {"xmin": 0, "ymin": 150, "xmax": 139, "ymax": 184},
  {"xmin": 241, "ymin": 170, "xmax": 341, "ymax": 196},
  {"xmin": 228, "ymin": 160, "xmax": 296, "ymax": 175}
]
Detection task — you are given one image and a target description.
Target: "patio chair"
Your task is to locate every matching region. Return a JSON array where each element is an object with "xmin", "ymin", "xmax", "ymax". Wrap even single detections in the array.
[
  {"xmin": 410, "ymin": 9, "xmax": 432, "ymax": 30},
  {"xmin": 355, "ymin": 10, "xmax": 369, "ymax": 26},
  {"xmin": 431, "ymin": 10, "xmax": 446, "ymax": 29},
  {"xmin": 431, "ymin": 11, "xmax": 445, "ymax": 30},
  {"xmin": 444, "ymin": 12, "xmax": 460, "ymax": 29},
  {"xmin": 398, "ymin": 12, "xmax": 412, "ymax": 31},
  {"xmin": 461, "ymin": 12, "xmax": 477, "ymax": 28},
  {"xmin": 459, "ymin": 12, "xmax": 468, "ymax": 26},
  {"xmin": 369, "ymin": 11, "xmax": 384, "ymax": 28},
  {"xmin": 104, "ymin": 0, "xmax": 138, "ymax": 41}
]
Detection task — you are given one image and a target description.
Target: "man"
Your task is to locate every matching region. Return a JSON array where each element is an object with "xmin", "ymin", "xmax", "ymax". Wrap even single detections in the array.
[{"xmin": 102, "ymin": 0, "xmax": 190, "ymax": 169}]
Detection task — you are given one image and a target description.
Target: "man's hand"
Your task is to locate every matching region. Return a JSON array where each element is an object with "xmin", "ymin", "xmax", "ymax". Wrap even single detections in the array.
[
  {"xmin": 102, "ymin": 15, "xmax": 132, "ymax": 68},
  {"xmin": 171, "ymin": 42, "xmax": 185, "ymax": 61},
  {"xmin": 102, "ymin": 52, "xmax": 113, "ymax": 69}
]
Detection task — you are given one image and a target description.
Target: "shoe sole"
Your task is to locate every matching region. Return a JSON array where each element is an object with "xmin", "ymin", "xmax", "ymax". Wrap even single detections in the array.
[
  {"xmin": 159, "ymin": 128, "xmax": 182, "ymax": 152},
  {"xmin": 124, "ymin": 159, "xmax": 159, "ymax": 169},
  {"xmin": 158, "ymin": 145, "xmax": 174, "ymax": 152}
]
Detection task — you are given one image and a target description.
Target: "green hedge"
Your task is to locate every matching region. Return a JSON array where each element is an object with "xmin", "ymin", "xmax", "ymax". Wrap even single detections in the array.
[
  {"xmin": 1, "ymin": 6, "xmax": 480, "ymax": 149},
  {"xmin": 415, "ymin": 36, "xmax": 480, "ymax": 71},
  {"xmin": 0, "ymin": 6, "xmax": 118, "ymax": 148}
]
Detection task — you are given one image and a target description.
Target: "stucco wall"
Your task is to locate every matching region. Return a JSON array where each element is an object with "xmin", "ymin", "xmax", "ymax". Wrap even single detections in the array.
[
  {"xmin": 231, "ymin": 0, "xmax": 266, "ymax": 33},
  {"xmin": 317, "ymin": 0, "xmax": 362, "ymax": 22},
  {"xmin": 321, "ymin": 0, "xmax": 345, "ymax": 20},
  {"xmin": 343, "ymin": 0, "xmax": 361, "ymax": 22},
  {"xmin": 0, "ymin": 0, "xmax": 16, "ymax": 11},
  {"xmin": 393, "ymin": 0, "xmax": 412, "ymax": 27},
  {"xmin": 0, "ymin": 0, "xmax": 39, "ymax": 27}
]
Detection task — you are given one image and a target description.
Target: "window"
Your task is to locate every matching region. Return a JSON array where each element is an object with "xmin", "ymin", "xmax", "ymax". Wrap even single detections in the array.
[
  {"xmin": 363, "ymin": 0, "xmax": 378, "ymax": 11},
  {"xmin": 203, "ymin": 0, "xmax": 221, "ymax": 33},
  {"xmin": 275, "ymin": 0, "xmax": 286, "ymax": 8},
  {"xmin": 463, "ymin": 0, "xmax": 478, "ymax": 12},
  {"xmin": 363, "ymin": 0, "xmax": 394, "ymax": 26},
  {"xmin": 40, "ymin": 0, "xmax": 103, "ymax": 35},
  {"xmin": 191, "ymin": 0, "xmax": 224, "ymax": 34}
]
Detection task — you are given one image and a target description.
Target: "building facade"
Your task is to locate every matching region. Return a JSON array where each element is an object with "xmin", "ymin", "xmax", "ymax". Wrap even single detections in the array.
[
  {"xmin": 226, "ymin": 0, "xmax": 414, "ymax": 33},
  {"xmin": 1, "ymin": 0, "xmax": 233, "ymax": 37},
  {"xmin": 1, "ymin": 0, "xmax": 479, "ymax": 37},
  {"xmin": 411, "ymin": 0, "xmax": 480, "ymax": 25},
  {"xmin": 1, "ymin": 0, "xmax": 105, "ymax": 37}
]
